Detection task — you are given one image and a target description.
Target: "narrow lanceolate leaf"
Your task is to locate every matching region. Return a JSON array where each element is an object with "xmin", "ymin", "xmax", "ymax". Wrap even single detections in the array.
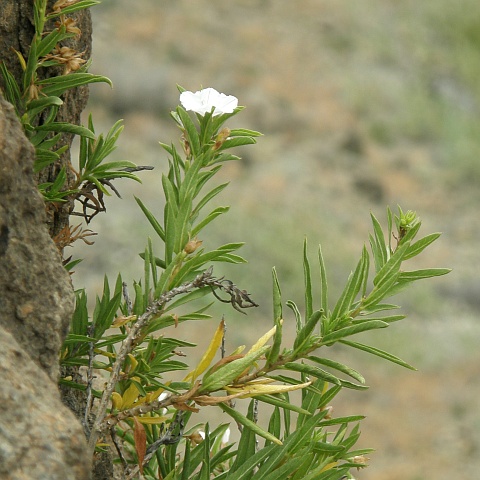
[
  {"xmin": 26, "ymin": 95, "xmax": 63, "ymax": 118},
  {"xmin": 38, "ymin": 73, "xmax": 112, "ymax": 96},
  {"xmin": 193, "ymin": 182, "xmax": 229, "ymax": 217},
  {"xmin": 307, "ymin": 356, "xmax": 365, "ymax": 384},
  {"xmin": 303, "ymin": 238, "xmax": 313, "ymax": 320},
  {"xmin": 184, "ymin": 320, "xmax": 225, "ymax": 382},
  {"xmin": 283, "ymin": 362, "xmax": 342, "ymax": 386},
  {"xmin": 330, "ymin": 246, "xmax": 368, "ymax": 323},
  {"xmin": 176, "ymin": 106, "xmax": 200, "ymax": 156},
  {"xmin": 225, "ymin": 446, "xmax": 277, "ymax": 480},
  {"xmin": 372, "ymin": 240, "xmax": 409, "ymax": 287},
  {"xmin": 403, "ymin": 232, "xmax": 441, "ymax": 260},
  {"xmin": 286, "ymin": 300, "xmax": 302, "ymax": 334},
  {"xmin": 272, "ymin": 267, "xmax": 283, "ymax": 321},
  {"xmin": 254, "ymin": 394, "xmax": 312, "ymax": 415},
  {"xmin": 34, "ymin": 122, "xmax": 95, "ymax": 139},
  {"xmin": 191, "ymin": 206, "xmax": 230, "ymax": 237},
  {"xmin": 369, "ymin": 212, "xmax": 389, "ymax": 271},
  {"xmin": 293, "ymin": 310, "xmax": 322, "ymax": 352},
  {"xmin": 247, "ymin": 325, "xmax": 277, "ymax": 354},
  {"xmin": 133, "ymin": 417, "xmax": 147, "ymax": 475},
  {"xmin": 225, "ymin": 380, "xmax": 311, "ymax": 398},
  {"xmin": 321, "ymin": 320, "xmax": 388, "ymax": 345},
  {"xmin": 397, "ymin": 268, "xmax": 451, "ymax": 281},
  {"xmin": 46, "ymin": 1, "xmax": 101, "ymax": 19},
  {"xmin": 266, "ymin": 269, "xmax": 283, "ymax": 366},
  {"xmin": 362, "ymin": 241, "xmax": 410, "ymax": 309},
  {"xmin": 318, "ymin": 245, "xmax": 329, "ymax": 314},
  {"xmin": 317, "ymin": 415, "xmax": 366, "ymax": 427},
  {"xmin": 229, "ymin": 128, "xmax": 263, "ymax": 137},
  {"xmin": 216, "ymin": 136, "xmax": 257, "ymax": 151},
  {"xmin": 200, "ymin": 345, "xmax": 270, "ymax": 393},
  {"xmin": 219, "ymin": 403, "xmax": 282, "ymax": 445},
  {"xmin": 340, "ymin": 339, "xmax": 416, "ymax": 370}
]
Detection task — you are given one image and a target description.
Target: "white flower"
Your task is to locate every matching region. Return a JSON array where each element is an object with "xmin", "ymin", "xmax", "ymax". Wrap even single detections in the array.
[
  {"xmin": 179, "ymin": 87, "xmax": 238, "ymax": 116},
  {"xmin": 221, "ymin": 428, "xmax": 231, "ymax": 444}
]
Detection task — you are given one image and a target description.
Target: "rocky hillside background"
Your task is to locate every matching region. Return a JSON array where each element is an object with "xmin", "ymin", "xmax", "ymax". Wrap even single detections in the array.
[{"xmin": 71, "ymin": 1, "xmax": 480, "ymax": 479}]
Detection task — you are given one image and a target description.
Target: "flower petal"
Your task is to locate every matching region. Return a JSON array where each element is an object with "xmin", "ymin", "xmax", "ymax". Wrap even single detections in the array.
[{"xmin": 180, "ymin": 88, "xmax": 238, "ymax": 116}]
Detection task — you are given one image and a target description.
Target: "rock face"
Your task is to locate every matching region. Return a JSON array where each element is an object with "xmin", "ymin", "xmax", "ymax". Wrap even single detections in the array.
[{"xmin": 0, "ymin": 95, "xmax": 91, "ymax": 479}]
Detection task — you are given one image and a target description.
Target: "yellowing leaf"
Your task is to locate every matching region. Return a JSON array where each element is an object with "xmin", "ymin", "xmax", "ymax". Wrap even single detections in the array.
[
  {"xmin": 135, "ymin": 416, "xmax": 168, "ymax": 424},
  {"xmin": 230, "ymin": 345, "xmax": 246, "ymax": 355},
  {"xmin": 12, "ymin": 49, "xmax": 26, "ymax": 71},
  {"xmin": 320, "ymin": 461, "xmax": 338, "ymax": 473},
  {"xmin": 145, "ymin": 386, "xmax": 166, "ymax": 403},
  {"xmin": 112, "ymin": 314, "xmax": 137, "ymax": 327},
  {"xmin": 247, "ymin": 325, "xmax": 277, "ymax": 355},
  {"xmin": 111, "ymin": 392, "xmax": 123, "ymax": 410},
  {"xmin": 122, "ymin": 381, "xmax": 140, "ymax": 409},
  {"xmin": 184, "ymin": 320, "xmax": 225, "ymax": 382},
  {"xmin": 126, "ymin": 353, "xmax": 138, "ymax": 374},
  {"xmin": 225, "ymin": 380, "xmax": 312, "ymax": 398}
]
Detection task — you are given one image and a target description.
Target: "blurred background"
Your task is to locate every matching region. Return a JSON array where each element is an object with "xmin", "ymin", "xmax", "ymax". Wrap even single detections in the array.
[{"xmin": 73, "ymin": 1, "xmax": 480, "ymax": 478}]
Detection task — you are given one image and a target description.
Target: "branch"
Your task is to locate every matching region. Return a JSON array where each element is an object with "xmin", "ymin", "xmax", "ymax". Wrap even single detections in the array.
[{"xmin": 87, "ymin": 268, "xmax": 257, "ymax": 454}]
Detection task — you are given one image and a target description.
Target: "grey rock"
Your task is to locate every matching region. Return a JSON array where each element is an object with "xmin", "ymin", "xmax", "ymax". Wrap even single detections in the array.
[{"xmin": 0, "ymin": 94, "xmax": 90, "ymax": 478}]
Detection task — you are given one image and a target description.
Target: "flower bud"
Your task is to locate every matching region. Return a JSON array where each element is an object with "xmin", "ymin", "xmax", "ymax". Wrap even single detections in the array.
[
  {"xmin": 213, "ymin": 127, "xmax": 231, "ymax": 151},
  {"xmin": 184, "ymin": 238, "xmax": 203, "ymax": 254}
]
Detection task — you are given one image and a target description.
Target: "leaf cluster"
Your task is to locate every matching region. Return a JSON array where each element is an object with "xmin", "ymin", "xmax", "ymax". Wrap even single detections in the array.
[
  {"xmin": 59, "ymin": 89, "xmax": 449, "ymax": 479},
  {"xmin": 0, "ymin": 0, "xmax": 145, "ymax": 212}
]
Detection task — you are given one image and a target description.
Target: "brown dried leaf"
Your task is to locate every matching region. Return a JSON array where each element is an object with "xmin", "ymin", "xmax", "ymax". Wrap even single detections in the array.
[{"xmin": 133, "ymin": 416, "xmax": 147, "ymax": 474}]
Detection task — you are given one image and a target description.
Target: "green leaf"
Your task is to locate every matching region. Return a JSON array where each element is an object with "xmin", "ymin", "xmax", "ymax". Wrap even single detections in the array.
[
  {"xmin": 321, "ymin": 320, "xmax": 388, "ymax": 345},
  {"xmin": 352, "ymin": 314, "xmax": 405, "ymax": 324},
  {"xmin": 369, "ymin": 211, "xmax": 389, "ymax": 271},
  {"xmin": 340, "ymin": 339, "xmax": 416, "ymax": 370},
  {"xmin": 317, "ymin": 415, "xmax": 365, "ymax": 427},
  {"xmin": 192, "ymin": 182, "xmax": 229, "ymax": 217},
  {"xmin": 163, "ymin": 286, "xmax": 213, "ymax": 313},
  {"xmin": 46, "ymin": 0, "xmax": 101, "ymax": 18},
  {"xmin": 361, "ymin": 303, "xmax": 400, "ymax": 315},
  {"xmin": 293, "ymin": 310, "xmax": 322, "ymax": 353},
  {"xmin": 38, "ymin": 73, "xmax": 112, "ymax": 96},
  {"xmin": 225, "ymin": 445, "xmax": 277, "ymax": 480},
  {"xmin": 229, "ymin": 128, "xmax": 263, "ymax": 137},
  {"xmin": 176, "ymin": 106, "xmax": 201, "ymax": 156},
  {"xmin": 35, "ymin": 122, "xmax": 95, "ymax": 139},
  {"xmin": 266, "ymin": 268, "xmax": 283, "ymax": 367},
  {"xmin": 283, "ymin": 362, "xmax": 341, "ymax": 386},
  {"xmin": 34, "ymin": 148, "xmax": 60, "ymax": 172},
  {"xmin": 398, "ymin": 268, "xmax": 451, "ymax": 281},
  {"xmin": 363, "ymin": 241, "xmax": 410, "ymax": 309},
  {"xmin": 36, "ymin": 28, "xmax": 68, "ymax": 58},
  {"xmin": 303, "ymin": 238, "xmax": 313, "ymax": 320},
  {"xmin": 253, "ymin": 457, "xmax": 307, "ymax": 480},
  {"xmin": 318, "ymin": 245, "xmax": 329, "ymax": 314},
  {"xmin": 26, "ymin": 95, "xmax": 63, "ymax": 119},
  {"xmin": 0, "ymin": 62, "xmax": 22, "ymax": 108},
  {"xmin": 307, "ymin": 356, "xmax": 365, "ymax": 384},
  {"xmin": 330, "ymin": 246, "xmax": 368, "ymax": 324},
  {"xmin": 135, "ymin": 197, "xmax": 165, "ymax": 241},
  {"xmin": 255, "ymin": 394, "xmax": 312, "ymax": 415},
  {"xmin": 286, "ymin": 300, "xmax": 302, "ymax": 334},
  {"xmin": 229, "ymin": 401, "xmax": 262, "ymax": 475},
  {"xmin": 62, "ymin": 334, "xmax": 95, "ymax": 345},
  {"xmin": 404, "ymin": 232, "xmax": 441, "ymax": 260},
  {"xmin": 191, "ymin": 206, "xmax": 229, "ymax": 237},
  {"xmin": 215, "ymin": 136, "xmax": 256, "ymax": 151},
  {"xmin": 219, "ymin": 402, "xmax": 282, "ymax": 446}
]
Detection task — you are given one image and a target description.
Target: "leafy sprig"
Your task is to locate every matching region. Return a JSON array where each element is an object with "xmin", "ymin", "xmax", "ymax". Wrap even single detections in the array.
[
  {"xmin": 59, "ymin": 88, "xmax": 449, "ymax": 479},
  {"xmin": 0, "ymin": 0, "xmax": 147, "ymax": 217}
]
